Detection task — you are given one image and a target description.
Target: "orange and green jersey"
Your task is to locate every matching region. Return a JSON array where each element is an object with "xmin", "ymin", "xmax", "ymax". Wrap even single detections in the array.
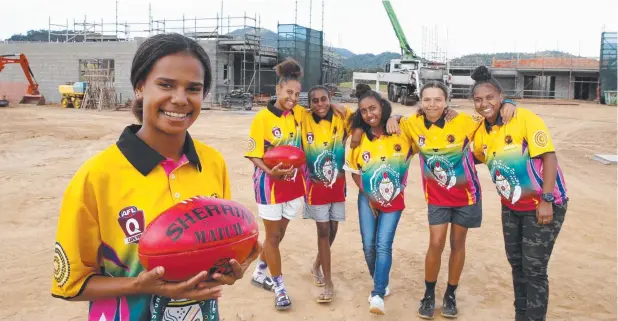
[
  {"xmin": 294, "ymin": 106, "xmax": 352, "ymax": 205},
  {"xmin": 472, "ymin": 107, "xmax": 568, "ymax": 211},
  {"xmin": 399, "ymin": 112, "xmax": 483, "ymax": 207},
  {"xmin": 51, "ymin": 125, "xmax": 231, "ymax": 321},
  {"xmin": 344, "ymin": 131, "xmax": 416, "ymax": 212},
  {"xmin": 245, "ymin": 100, "xmax": 306, "ymax": 205}
]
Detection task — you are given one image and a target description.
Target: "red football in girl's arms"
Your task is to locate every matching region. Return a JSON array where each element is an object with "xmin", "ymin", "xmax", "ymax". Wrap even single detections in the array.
[
  {"xmin": 137, "ymin": 196, "xmax": 259, "ymax": 282},
  {"xmin": 263, "ymin": 145, "xmax": 306, "ymax": 169}
]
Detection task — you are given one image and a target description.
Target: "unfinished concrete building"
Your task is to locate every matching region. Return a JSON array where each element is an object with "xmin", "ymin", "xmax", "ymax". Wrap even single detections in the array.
[{"xmin": 0, "ymin": 13, "xmax": 342, "ymax": 107}]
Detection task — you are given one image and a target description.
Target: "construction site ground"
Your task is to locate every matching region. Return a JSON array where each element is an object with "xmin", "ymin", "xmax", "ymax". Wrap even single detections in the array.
[{"xmin": 0, "ymin": 99, "xmax": 615, "ymax": 321}]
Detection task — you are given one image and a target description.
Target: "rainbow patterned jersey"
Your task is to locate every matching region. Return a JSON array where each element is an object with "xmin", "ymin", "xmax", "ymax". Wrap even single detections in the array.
[
  {"xmin": 344, "ymin": 131, "xmax": 416, "ymax": 212},
  {"xmin": 472, "ymin": 108, "xmax": 568, "ymax": 211},
  {"xmin": 245, "ymin": 101, "xmax": 306, "ymax": 205},
  {"xmin": 399, "ymin": 112, "xmax": 483, "ymax": 207},
  {"xmin": 295, "ymin": 106, "xmax": 352, "ymax": 205},
  {"xmin": 51, "ymin": 125, "xmax": 231, "ymax": 321}
]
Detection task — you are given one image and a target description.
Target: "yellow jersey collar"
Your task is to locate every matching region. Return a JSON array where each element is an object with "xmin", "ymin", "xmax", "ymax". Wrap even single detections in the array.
[
  {"xmin": 116, "ymin": 125, "xmax": 202, "ymax": 176},
  {"xmin": 267, "ymin": 99, "xmax": 295, "ymax": 118}
]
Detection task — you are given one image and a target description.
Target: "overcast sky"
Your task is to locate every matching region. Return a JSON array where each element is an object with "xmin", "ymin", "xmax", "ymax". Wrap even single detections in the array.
[{"xmin": 2, "ymin": 0, "xmax": 616, "ymax": 59}]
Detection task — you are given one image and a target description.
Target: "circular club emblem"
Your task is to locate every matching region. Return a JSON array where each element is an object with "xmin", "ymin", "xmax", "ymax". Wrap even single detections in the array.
[
  {"xmin": 246, "ymin": 138, "xmax": 256, "ymax": 152},
  {"xmin": 394, "ymin": 144, "xmax": 402, "ymax": 152},
  {"xmin": 446, "ymin": 134, "xmax": 455, "ymax": 143},
  {"xmin": 505, "ymin": 135, "xmax": 513, "ymax": 144},
  {"xmin": 533, "ymin": 130, "xmax": 548, "ymax": 148},
  {"xmin": 369, "ymin": 164, "xmax": 401, "ymax": 206},
  {"xmin": 53, "ymin": 242, "xmax": 70, "ymax": 287},
  {"xmin": 314, "ymin": 150, "xmax": 337, "ymax": 186}
]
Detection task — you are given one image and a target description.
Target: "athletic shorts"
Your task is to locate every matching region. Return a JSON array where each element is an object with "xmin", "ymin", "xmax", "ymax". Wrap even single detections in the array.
[
  {"xmin": 428, "ymin": 201, "xmax": 482, "ymax": 228},
  {"xmin": 302, "ymin": 202, "xmax": 346, "ymax": 222},
  {"xmin": 257, "ymin": 197, "xmax": 304, "ymax": 221}
]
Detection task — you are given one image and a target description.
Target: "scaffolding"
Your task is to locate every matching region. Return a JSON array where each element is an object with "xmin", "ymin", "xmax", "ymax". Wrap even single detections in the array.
[
  {"xmin": 599, "ymin": 32, "xmax": 617, "ymax": 104},
  {"xmin": 277, "ymin": 23, "xmax": 324, "ymax": 92}
]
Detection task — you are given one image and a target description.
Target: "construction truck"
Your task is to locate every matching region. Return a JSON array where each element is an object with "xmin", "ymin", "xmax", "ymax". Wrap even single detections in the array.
[
  {"xmin": 380, "ymin": 0, "xmax": 451, "ymax": 105},
  {"xmin": 0, "ymin": 53, "xmax": 46, "ymax": 105},
  {"xmin": 59, "ymin": 82, "xmax": 87, "ymax": 108}
]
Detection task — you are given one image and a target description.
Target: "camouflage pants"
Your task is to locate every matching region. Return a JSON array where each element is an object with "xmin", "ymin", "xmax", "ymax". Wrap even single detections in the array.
[{"xmin": 501, "ymin": 202, "xmax": 567, "ymax": 321}]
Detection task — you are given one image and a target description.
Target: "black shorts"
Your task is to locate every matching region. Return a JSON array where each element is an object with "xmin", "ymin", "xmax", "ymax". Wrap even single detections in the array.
[{"xmin": 427, "ymin": 201, "xmax": 483, "ymax": 228}]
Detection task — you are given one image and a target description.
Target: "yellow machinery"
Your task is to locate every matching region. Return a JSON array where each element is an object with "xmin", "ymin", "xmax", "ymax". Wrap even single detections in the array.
[{"xmin": 59, "ymin": 81, "xmax": 87, "ymax": 108}]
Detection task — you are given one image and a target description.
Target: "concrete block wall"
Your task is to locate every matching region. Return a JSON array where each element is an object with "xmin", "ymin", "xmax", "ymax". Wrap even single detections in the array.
[
  {"xmin": 0, "ymin": 41, "xmax": 139, "ymax": 104},
  {"xmin": 0, "ymin": 39, "xmax": 232, "ymax": 105}
]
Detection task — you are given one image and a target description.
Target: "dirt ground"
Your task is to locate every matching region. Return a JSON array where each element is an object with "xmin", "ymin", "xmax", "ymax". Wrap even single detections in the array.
[{"xmin": 0, "ymin": 99, "xmax": 616, "ymax": 321}]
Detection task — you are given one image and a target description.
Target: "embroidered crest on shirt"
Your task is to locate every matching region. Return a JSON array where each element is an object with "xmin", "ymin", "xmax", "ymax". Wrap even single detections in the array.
[
  {"xmin": 370, "ymin": 164, "xmax": 401, "ymax": 206},
  {"xmin": 315, "ymin": 150, "xmax": 338, "ymax": 188},
  {"xmin": 490, "ymin": 160, "xmax": 522, "ymax": 204},
  {"xmin": 427, "ymin": 155, "xmax": 456, "ymax": 189},
  {"xmin": 272, "ymin": 126, "xmax": 282, "ymax": 139}
]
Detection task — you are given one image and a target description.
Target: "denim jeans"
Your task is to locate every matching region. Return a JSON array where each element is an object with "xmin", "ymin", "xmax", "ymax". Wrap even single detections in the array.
[{"xmin": 357, "ymin": 192, "xmax": 402, "ymax": 298}]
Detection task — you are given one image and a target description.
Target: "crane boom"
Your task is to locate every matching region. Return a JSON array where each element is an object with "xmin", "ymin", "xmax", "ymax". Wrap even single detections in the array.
[{"xmin": 382, "ymin": 0, "xmax": 417, "ymax": 60}]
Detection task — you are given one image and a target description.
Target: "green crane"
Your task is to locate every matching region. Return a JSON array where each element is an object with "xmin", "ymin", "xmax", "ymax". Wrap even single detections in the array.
[{"xmin": 382, "ymin": 0, "xmax": 418, "ymax": 61}]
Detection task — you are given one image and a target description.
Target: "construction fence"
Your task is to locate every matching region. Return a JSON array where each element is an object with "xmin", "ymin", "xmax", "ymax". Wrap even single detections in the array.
[
  {"xmin": 277, "ymin": 24, "xmax": 323, "ymax": 91},
  {"xmin": 599, "ymin": 32, "xmax": 617, "ymax": 105}
]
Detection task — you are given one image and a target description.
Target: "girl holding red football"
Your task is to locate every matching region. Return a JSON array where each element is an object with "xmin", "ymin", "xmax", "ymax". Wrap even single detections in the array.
[{"xmin": 51, "ymin": 33, "xmax": 260, "ymax": 321}]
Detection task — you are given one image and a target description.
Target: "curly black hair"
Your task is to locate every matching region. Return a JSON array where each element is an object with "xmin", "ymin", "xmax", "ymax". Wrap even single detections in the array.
[
  {"xmin": 275, "ymin": 58, "xmax": 303, "ymax": 85},
  {"xmin": 470, "ymin": 65, "xmax": 504, "ymax": 97}
]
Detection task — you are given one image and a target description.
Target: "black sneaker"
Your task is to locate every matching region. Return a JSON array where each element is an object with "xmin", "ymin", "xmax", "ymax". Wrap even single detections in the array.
[
  {"xmin": 441, "ymin": 292, "xmax": 458, "ymax": 318},
  {"xmin": 418, "ymin": 296, "xmax": 435, "ymax": 319}
]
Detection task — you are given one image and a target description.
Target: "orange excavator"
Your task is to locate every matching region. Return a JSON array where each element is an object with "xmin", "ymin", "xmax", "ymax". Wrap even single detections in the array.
[{"xmin": 0, "ymin": 53, "xmax": 45, "ymax": 106}]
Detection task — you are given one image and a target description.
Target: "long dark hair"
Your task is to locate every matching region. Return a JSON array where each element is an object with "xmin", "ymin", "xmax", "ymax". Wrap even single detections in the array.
[
  {"xmin": 130, "ymin": 33, "xmax": 212, "ymax": 123},
  {"xmin": 349, "ymin": 83, "xmax": 392, "ymax": 139}
]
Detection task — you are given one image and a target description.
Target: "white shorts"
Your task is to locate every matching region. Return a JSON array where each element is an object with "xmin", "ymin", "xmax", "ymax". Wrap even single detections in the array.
[{"xmin": 257, "ymin": 197, "xmax": 304, "ymax": 221}]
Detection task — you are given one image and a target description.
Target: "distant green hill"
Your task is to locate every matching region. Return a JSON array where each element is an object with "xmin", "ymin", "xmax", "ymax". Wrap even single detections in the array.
[{"xmin": 449, "ymin": 50, "xmax": 581, "ymax": 66}]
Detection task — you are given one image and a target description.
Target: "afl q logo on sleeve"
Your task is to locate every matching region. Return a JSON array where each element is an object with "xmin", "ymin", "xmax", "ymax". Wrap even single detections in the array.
[
  {"xmin": 533, "ymin": 130, "xmax": 548, "ymax": 148},
  {"xmin": 117, "ymin": 206, "xmax": 145, "ymax": 244},
  {"xmin": 53, "ymin": 242, "xmax": 70, "ymax": 287}
]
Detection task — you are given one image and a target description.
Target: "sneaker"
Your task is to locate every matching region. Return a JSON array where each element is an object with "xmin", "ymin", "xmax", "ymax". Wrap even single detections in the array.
[
  {"xmin": 417, "ymin": 295, "xmax": 435, "ymax": 319},
  {"xmin": 367, "ymin": 286, "xmax": 390, "ymax": 302},
  {"xmin": 369, "ymin": 295, "xmax": 385, "ymax": 315},
  {"xmin": 441, "ymin": 293, "xmax": 458, "ymax": 318}
]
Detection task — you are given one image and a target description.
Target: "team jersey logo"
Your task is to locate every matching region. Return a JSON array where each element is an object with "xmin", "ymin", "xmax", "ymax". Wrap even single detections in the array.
[
  {"xmin": 427, "ymin": 155, "xmax": 456, "ymax": 189},
  {"xmin": 447, "ymin": 134, "xmax": 455, "ymax": 143},
  {"xmin": 307, "ymin": 132, "xmax": 314, "ymax": 144},
  {"xmin": 370, "ymin": 165, "xmax": 401, "ymax": 206},
  {"xmin": 362, "ymin": 151, "xmax": 371, "ymax": 163},
  {"xmin": 394, "ymin": 144, "xmax": 402, "ymax": 152},
  {"xmin": 505, "ymin": 135, "xmax": 513, "ymax": 144},
  {"xmin": 314, "ymin": 150, "xmax": 338, "ymax": 188},
  {"xmin": 490, "ymin": 161, "xmax": 522, "ymax": 204},
  {"xmin": 419, "ymin": 135, "xmax": 426, "ymax": 147},
  {"xmin": 272, "ymin": 126, "xmax": 282, "ymax": 139},
  {"xmin": 533, "ymin": 130, "xmax": 548, "ymax": 147},
  {"xmin": 117, "ymin": 206, "xmax": 145, "ymax": 244}
]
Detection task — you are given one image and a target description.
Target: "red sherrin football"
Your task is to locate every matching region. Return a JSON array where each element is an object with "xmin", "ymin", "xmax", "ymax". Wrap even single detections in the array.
[
  {"xmin": 263, "ymin": 145, "xmax": 306, "ymax": 169},
  {"xmin": 138, "ymin": 196, "xmax": 259, "ymax": 282}
]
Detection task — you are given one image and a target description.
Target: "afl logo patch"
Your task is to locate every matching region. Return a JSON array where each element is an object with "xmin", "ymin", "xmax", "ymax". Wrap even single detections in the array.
[
  {"xmin": 307, "ymin": 132, "xmax": 314, "ymax": 144},
  {"xmin": 533, "ymin": 130, "xmax": 548, "ymax": 147},
  {"xmin": 272, "ymin": 126, "xmax": 282, "ymax": 139},
  {"xmin": 447, "ymin": 134, "xmax": 455, "ymax": 143},
  {"xmin": 419, "ymin": 135, "xmax": 426, "ymax": 147},
  {"xmin": 53, "ymin": 242, "xmax": 70, "ymax": 287},
  {"xmin": 247, "ymin": 138, "xmax": 256, "ymax": 152},
  {"xmin": 117, "ymin": 206, "xmax": 145, "ymax": 244}
]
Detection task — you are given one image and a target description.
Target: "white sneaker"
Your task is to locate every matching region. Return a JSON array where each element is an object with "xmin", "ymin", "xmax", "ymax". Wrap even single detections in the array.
[
  {"xmin": 369, "ymin": 295, "xmax": 385, "ymax": 315},
  {"xmin": 368, "ymin": 286, "xmax": 390, "ymax": 302}
]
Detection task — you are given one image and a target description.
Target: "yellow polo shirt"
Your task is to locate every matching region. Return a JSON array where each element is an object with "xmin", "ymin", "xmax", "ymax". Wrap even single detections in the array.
[
  {"xmin": 472, "ymin": 108, "xmax": 568, "ymax": 211},
  {"xmin": 51, "ymin": 124, "xmax": 230, "ymax": 321},
  {"xmin": 245, "ymin": 101, "xmax": 306, "ymax": 204},
  {"xmin": 295, "ymin": 106, "xmax": 352, "ymax": 205}
]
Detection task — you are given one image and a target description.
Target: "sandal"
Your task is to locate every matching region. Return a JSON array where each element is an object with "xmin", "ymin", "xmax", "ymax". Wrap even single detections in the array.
[
  {"xmin": 317, "ymin": 290, "xmax": 335, "ymax": 303},
  {"xmin": 310, "ymin": 268, "xmax": 325, "ymax": 287},
  {"xmin": 275, "ymin": 291, "xmax": 292, "ymax": 310},
  {"xmin": 251, "ymin": 275, "xmax": 275, "ymax": 292}
]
